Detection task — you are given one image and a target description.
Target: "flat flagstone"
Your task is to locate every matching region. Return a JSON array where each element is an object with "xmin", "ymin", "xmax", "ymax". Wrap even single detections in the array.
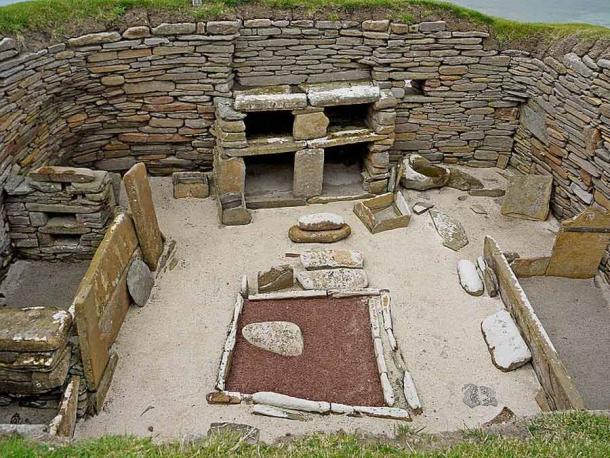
[
  {"xmin": 429, "ymin": 210, "xmax": 468, "ymax": 251},
  {"xmin": 501, "ymin": 175, "xmax": 553, "ymax": 221},
  {"xmin": 300, "ymin": 249, "xmax": 364, "ymax": 270},
  {"xmin": 242, "ymin": 321, "xmax": 304, "ymax": 357},
  {"xmin": 297, "ymin": 213, "xmax": 344, "ymax": 231},
  {"xmin": 296, "ymin": 268, "xmax": 368, "ymax": 290},
  {"xmin": 481, "ymin": 310, "xmax": 532, "ymax": 372},
  {"xmin": 457, "ymin": 260, "xmax": 484, "ymax": 296}
]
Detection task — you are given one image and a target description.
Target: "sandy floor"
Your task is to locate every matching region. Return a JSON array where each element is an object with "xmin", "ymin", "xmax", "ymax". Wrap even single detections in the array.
[
  {"xmin": 519, "ymin": 276, "xmax": 610, "ymax": 409},
  {"xmin": 76, "ymin": 167, "xmax": 559, "ymax": 442},
  {"xmin": 0, "ymin": 260, "xmax": 89, "ymax": 310}
]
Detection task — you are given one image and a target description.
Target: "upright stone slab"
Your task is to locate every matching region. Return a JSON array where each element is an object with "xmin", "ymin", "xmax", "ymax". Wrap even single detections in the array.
[
  {"xmin": 293, "ymin": 111, "xmax": 329, "ymax": 140},
  {"xmin": 546, "ymin": 208, "xmax": 610, "ymax": 278},
  {"xmin": 293, "ymin": 149, "xmax": 324, "ymax": 198},
  {"xmin": 123, "ymin": 163, "xmax": 164, "ymax": 270},
  {"xmin": 501, "ymin": 175, "xmax": 553, "ymax": 221}
]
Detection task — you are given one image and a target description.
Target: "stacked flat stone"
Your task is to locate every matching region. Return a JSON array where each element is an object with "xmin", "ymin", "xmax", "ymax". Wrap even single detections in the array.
[
  {"xmin": 4, "ymin": 166, "xmax": 117, "ymax": 260},
  {"xmin": 508, "ymin": 51, "xmax": 610, "ymax": 280},
  {"xmin": 0, "ymin": 307, "xmax": 72, "ymax": 395}
]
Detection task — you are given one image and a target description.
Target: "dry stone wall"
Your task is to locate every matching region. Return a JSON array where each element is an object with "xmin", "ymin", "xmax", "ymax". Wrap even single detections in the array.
[
  {"xmin": 508, "ymin": 49, "xmax": 610, "ymax": 280},
  {"xmin": 1, "ymin": 18, "xmax": 610, "ymax": 274}
]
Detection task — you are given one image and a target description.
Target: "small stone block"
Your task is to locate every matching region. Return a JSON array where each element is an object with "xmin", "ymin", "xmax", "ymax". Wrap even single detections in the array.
[{"xmin": 173, "ymin": 172, "xmax": 210, "ymax": 199}]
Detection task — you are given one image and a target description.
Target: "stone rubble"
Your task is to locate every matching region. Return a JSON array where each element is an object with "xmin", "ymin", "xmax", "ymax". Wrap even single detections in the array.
[{"xmin": 297, "ymin": 213, "xmax": 345, "ymax": 231}]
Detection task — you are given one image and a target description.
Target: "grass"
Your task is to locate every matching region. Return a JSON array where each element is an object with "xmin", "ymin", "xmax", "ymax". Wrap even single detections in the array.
[
  {"xmin": 0, "ymin": 411, "xmax": 609, "ymax": 457},
  {"xmin": 0, "ymin": 0, "xmax": 609, "ymax": 45}
]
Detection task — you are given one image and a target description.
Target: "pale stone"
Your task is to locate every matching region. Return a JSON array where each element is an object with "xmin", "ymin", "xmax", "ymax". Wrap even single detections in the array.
[
  {"xmin": 481, "ymin": 310, "xmax": 531, "ymax": 371},
  {"xmin": 123, "ymin": 163, "xmax": 164, "ymax": 270},
  {"xmin": 68, "ymin": 32, "xmax": 121, "ymax": 47},
  {"xmin": 234, "ymin": 87, "xmax": 307, "ymax": 111},
  {"xmin": 403, "ymin": 371, "xmax": 422, "ymax": 414},
  {"xmin": 412, "ymin": 202, "xmax": 434, "ymax": 215},
  {"xmin": 252, "ymin": 404, "xmax": 307, "ymax": 421},
  {"xmin": 300, "ymin": 249, "xmax": 364, "ymax": 269},
  {"xmin": 293, "ymin": 149, "xmax": 324, "ymax": 198},
  {"xmin": 252, "ymin": 392, "xmax": 330, "ymax": 413},
  {"xmin": 380, "ymin": 372, "xmax": 395, "ymax": 406},
  {"xmin": 446, "ymin": 168, "xmax": 483, "ymax": 191},
  {"xmin": 353, "ymin": 406, "xmax": 410, "ymax": 420},
  {"xmin": 127, "ymin": 258, "xmax": 154, "ymax": 307},
  {"xmin": 257, "ymin": 265, "xmax": 293, "ymax": 293},
  {"xmin": 289, "ymin": 225, "xmax": 350, "ymax": 243},
  {"xmin": 0, "ymin": 307, "xmax": 71, "ymax": 352},
  {"xmin": 298, "ymin": 212, "xmax": 344, "ymax": 231},
  {"xmin": 242, "ymin": 321, "xmax": 303, "ymax": 356},
  {"xmin": 430, "ymin": 210, "xmax": 469, "ymax": 251},
  {"xmin": 400, "ymin": 155, "xmax": 450, "ymax": 191},
  {"xmin": 30, "ymin": 166, "xmax": 95, "ymax": 183},
  {"xmin": 457, "ymin": 260, "xmax": 484, "ymax": 296},
  {"xmin": 501, "ymin": 175, "xmax": 553, "ymax": 221},
  {"xmin": 293, "ymin": 112, "xmax": 329, "ymax": 140},
  {"xmin": 304, "ymin": 81, "xmax": 380, "ymax": 107},
  {"xmin": 296, "ymin": 268, "xmax": 368, "ymax": 290}
]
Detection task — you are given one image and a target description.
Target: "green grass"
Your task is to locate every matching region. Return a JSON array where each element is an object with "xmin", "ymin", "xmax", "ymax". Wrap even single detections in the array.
[
  {"xmin": 0, "ymin": 411, "xmax": 609, "ymax": 457},
  {"xmin": 0, "ymin": 0, "xmax": 609, "ymax": 44}
]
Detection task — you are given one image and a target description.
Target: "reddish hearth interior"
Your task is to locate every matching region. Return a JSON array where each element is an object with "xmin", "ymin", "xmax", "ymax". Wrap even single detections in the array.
[{"xmin": 226, "ymin": 296, "xmax": 385, "ymax": 406}]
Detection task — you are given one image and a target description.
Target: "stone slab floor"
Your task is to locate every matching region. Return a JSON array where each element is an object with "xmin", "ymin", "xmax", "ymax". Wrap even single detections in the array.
[{"xmin": 76, "ymin": 167, "xmax": 559, "ymax": 442}]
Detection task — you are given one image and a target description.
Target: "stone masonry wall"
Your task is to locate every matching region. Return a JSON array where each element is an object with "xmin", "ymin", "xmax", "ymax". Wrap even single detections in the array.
[{"xmin": 507, "ymin": 48, "xmax": 610, "ymax": 280}]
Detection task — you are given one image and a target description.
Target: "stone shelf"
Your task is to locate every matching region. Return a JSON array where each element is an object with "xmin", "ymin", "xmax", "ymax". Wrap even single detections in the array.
[
  {"xmin": 234, "ymin": 85, "xmax": 307, "ymax": 112},
  {"xmin": 299, "ymin": 81, "xmax": 381, "ymax": 107},
  {"xmin": 227, "ymin": 135, "xmax": 307, "ymax": 157},
  {"xmin": 308, "ymin": 128, "xmax": 385, "ymax": 149}
]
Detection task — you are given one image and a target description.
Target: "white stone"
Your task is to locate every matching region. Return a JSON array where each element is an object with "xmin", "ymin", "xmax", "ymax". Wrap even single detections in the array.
[
  {"xmin": 481, "ymin": 310, "xmax": 532, "ymax": 371},
  {"xmin": 330, "ymin": 403, "xmax": 355, "ymax": 415},
  {"xmin": 402, "ymin": 371, "xmax": 422, "ymax": 414},
  {"xmin": 296, "ymin": 268, "xmax": 368, "ymax": 290},
  {"xmin": 305, "ymin": 82, "xmax": 381, "ymax": 107},
  {"xmin": 380, "ymin": 372, "xmax": 395, "ymax": 406},
  {"xmin": 297, "ymin": 213, "xmax": 344, "ymax": 231},
  {"xmin": 252, "ymin": 392, "xmax": 331, "ymax": 413},
  {"xmin": 252, "ymin": 404, "xmax": 307, "ymax": 420},
  {"xmin": 300, "ymin": 249, "xmax": 364, "ymax": 269},
  {"xmin": 457, "ymin": 260, "xmax": 484, "ymax": 296},
  {"xmin": 353, "ymin": 406, "xmax": 410, "ymax": 420},
  {"xmin": 242, "ymin": 321, "xmax": 303, "ymax": 356}
]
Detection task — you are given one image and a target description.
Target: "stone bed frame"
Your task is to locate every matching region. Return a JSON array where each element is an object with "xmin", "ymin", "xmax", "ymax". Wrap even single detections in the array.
[
  {"xmin": 211, "ymin": 281, "xmax": 422, "ymax": 420},
  {"xmin": 483, "ymin": 236, "xmax": 585, "ymax": 411}
]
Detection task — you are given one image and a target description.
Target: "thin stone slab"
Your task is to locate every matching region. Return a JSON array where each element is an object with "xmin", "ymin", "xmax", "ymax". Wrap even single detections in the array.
[
  {"xmin": 252, "ymin": 404, "xmax": 308, "ymax": 421},
  {"xmin": 234, "ymin": 86, "xmax": 307, "ymax": 111},
  {"xmin": 298, "ymin": 213, "xmax": 344, "ymax": 231},
  {"xmin": 481, "ymin": 310, "xmax": 532, "ymax": 372},
  {"xmin": 501, "ymin": 175, "xmax": 553, "ymax": 221},
  {"xmin": 242, "ymin": 321, "xmax": 304, "ymax": 356},
  {"xmin": 300, "ymin": 249, "xmax": 364, "ymax": 270},
  {"xmin": 127, "ymin": 258, "xmax": 154, "ymax": 307},
  {"xmin": 412, "ymin": 201, "xmax": 434, "ymax": 215},
  {"xmin": 252, "ymin": 391, "xmax": 330, "ymax": 413},
  {"xmin": 0, "ymin": 307, "xmax": 71, "ymax": 352},
  {"xmin": 123, "ymin": 163, "xmax": 164, "ymax": 270},
  {"xmin": 296, "ymin": 268, "xmax": 368, "ymax": 290},
  {"xmin": 457, "ymin": 260, "xmax": 484, "ymax": 296},
  {"xmin": 303, "ymin": 81, "xmax": 381, "ymax": 107},
  {"xmin": 29, "ymin": 166, "xmax": 96, "ymax": 183},
  {"xmin": 429, "ymin": 210, "xmax": 469, "ymax": 251}
]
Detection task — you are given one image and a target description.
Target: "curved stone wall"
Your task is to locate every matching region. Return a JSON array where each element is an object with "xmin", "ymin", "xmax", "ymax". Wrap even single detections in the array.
[{"xmin": 0, "ymin": 17, "xmax": 609, "ymax": 275}]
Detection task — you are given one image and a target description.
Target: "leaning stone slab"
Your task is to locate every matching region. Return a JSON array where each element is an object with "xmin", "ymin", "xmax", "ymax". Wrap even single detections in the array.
[
  {"xmin": 298, "ymin": 213, "xmax": 344, "ymax": 231},
  {"xmin": 481, "ymin": 310, "xmax": 532, "ymax": 372},
  {"xmin": 296, "ymin": 268, "xmax": 368, "ymax": 290},
  {"xmin": 288, "ymin": 224, "xmax": 351, "ymax": 243},
  {"xmin": 300, "ymin": 249, "xmax": 364, "ymax": 270},
  {"xmin": 252, "ymin": 392, "xmax": 331, "ymax": 413},
  {"xmin": 0, "ymin": 307, "xmax": 71, "ymax": 352},
  {"xmin": 30, "ymin": 166, "xmax": 95, "ymax": 183},
  {"xmin": 124, "ymin": 163, "xmax": 164, "ymax": 270},
  {"xmin": 252, "ymin": 404, "xmax": 308, "ymax": 421},
  {"xmin": 403, "ymin": 371, "xmax": 422, "ymax": 415},
  {"xmin": 457, "ymin": 260, "xmax": 484, "ymax": 296},
  {"xmin": 501, "ymin": 175, "xmax": 553, "ymax": 221},
  {"xmin": 258, "ymin": 265, "xmax": 293, "ymax": 293},
  {"xmin": 430, "ymin": 210, "xmax": 469, "ymax": 251},
  {"xmin": 48, "ymin": 376, "xmax": 79, "ymax": 438},
  {"xmin": 127, "ymin": 258, "xmax": 154, "ymax": 307},
  {"xmin": 242, "ymin": 321, "xmax": 304, "ymax": 357}
]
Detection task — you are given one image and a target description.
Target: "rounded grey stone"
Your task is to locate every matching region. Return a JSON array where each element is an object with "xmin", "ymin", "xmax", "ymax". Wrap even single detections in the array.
[{"xmin": 127, "ymin": 258, "xmax": 154, "ymax": 307}]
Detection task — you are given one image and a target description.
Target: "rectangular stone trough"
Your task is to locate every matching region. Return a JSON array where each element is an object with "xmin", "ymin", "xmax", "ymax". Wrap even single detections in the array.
[{"xmin": 353, "ymin": 192, "xmax": 411, "ymax": 234}]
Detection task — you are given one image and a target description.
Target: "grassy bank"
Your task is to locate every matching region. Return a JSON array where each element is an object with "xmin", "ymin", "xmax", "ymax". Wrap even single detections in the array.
[
  {"xmin": 0, "ymin": 0, "xmax": 609, "ymax": 45},
  {"xmin": 1, "ymin": 411, "xmax": 609, "ymax": 457}
]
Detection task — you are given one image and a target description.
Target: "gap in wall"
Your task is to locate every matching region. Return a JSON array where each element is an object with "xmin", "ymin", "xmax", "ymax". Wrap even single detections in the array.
[
  {"xmin": 323, "ymin": 143, "xmax": 368, "ymax": 196},
  {"xmin": 325, "ymin": 104, "xmax": 370, "ymax": 132},
  {"xmin": 245, "ymin": 111, "xmax": 295, "ymax": 140},
  {"xmin": 244, "ymin": 151, "xmax": 295, "ymax": 198}
]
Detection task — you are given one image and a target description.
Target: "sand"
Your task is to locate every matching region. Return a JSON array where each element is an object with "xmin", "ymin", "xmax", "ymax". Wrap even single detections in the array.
[
  {"xmin": 519, "ymin": 276, "xmax": 610, "ymax": 409},
  {"xmin": 76, "ymin": 166, "xmax": 557, "ymax": 442}
]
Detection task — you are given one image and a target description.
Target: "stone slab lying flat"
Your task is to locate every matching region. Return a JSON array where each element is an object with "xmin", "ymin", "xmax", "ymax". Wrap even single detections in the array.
[
  {"xmin": 429, "ymin": 210, "xmax": 468, "ymax": 251},
  {"xmin": 298, "ymin": 213, "xmax": 344, "ymax": 231},
  {"xmin": 457, "ymin": 260, "xmax": 484, "ymax": 296},
  {"xmin": 481, "ymin": 310, "xmax": 531, "ymax": 372},
  {"xmin": 242, "ymin": 321, "xmax": 303, "ymax": 356},
  {"xmin": 234, "ymin": 91, "xmax": 307, "ymax": 112},
  {"xmin": 302, "ymin": 81, "xmax": 380, "ymax": 107},
  {"xmin": 300, "ymin": 249, "xmax": 364, "ymax": 270},
  {"xmin": 0, "ymin": 307, "xmax": 71, "ymax": 352},
  {"xmin": 296, "ymin": 268, "xmax": 368, "ymax": 290}
]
